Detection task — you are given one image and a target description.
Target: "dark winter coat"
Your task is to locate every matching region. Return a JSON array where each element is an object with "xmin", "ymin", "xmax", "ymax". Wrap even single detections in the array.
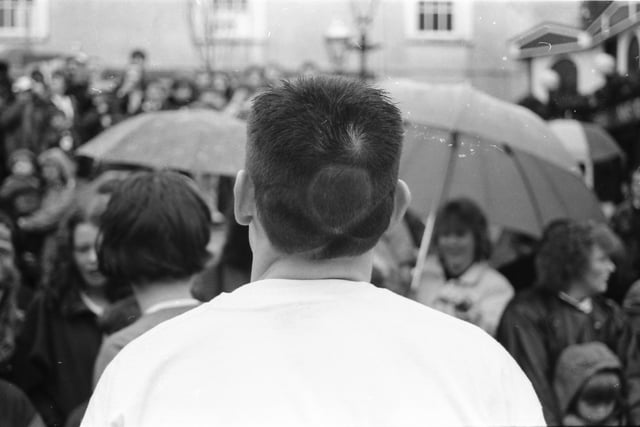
[
  {"xmin": 6, "ymin": 289, "xmax": 103, "ymax": 427},
  {"xmin": 496, "ymin": 287, "xmax": 640, "ymax": 426}
]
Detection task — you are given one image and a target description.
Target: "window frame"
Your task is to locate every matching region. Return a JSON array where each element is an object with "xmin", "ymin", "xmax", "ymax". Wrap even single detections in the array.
[
  {"xmin": 405, "ymin": 0, "xmax": 472, "ymax": 41},
  {"xmin": 0, "ymin": 0, "xmax": 48, "ymax": 40},
  {"xmin": 190, "ymin": 0, "xmax": 264, "ymax": 42}
]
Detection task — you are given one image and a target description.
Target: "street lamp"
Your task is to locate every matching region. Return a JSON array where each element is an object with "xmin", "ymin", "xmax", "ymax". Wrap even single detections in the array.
[
  {"xmin": 351, "ymin": 2, "xmax": 380, "ymax": 81},
  {"xmin": 324, "ymin": 1, "xmax": 380, "ymax": 80},
  {"xmin": 324, "ymin": 19, "xmax": 351, "ymax": 74}
]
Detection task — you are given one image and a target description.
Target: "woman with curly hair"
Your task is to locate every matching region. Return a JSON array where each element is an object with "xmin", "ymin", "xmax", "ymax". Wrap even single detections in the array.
[
  {"xmin": 6, "ymin": 196, "xmax": 125, "ymax": 427},
  {"xmin": 496, "ymin": 220, "xmax": 640, "ymax": 426},
  {"xmin": 0, "ymin": 212, "xmax": 46, "ymax": 427},
  {"xmin": 413, "ymin": 197, "xmax": 514, "ymax": 336}
]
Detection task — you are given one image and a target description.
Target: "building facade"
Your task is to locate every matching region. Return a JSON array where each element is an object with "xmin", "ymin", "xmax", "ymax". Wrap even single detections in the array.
[
  {"xmin": 511, "ymin": 1, "xmax": 640, "ymax": 170},
  {"xmin": 0, "ymin": 0, "xmax": 581, "ymax": 101}
]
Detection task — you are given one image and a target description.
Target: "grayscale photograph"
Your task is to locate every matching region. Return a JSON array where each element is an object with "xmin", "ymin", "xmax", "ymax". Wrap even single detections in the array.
[{"xmin": 0, "ymin": 1, "xmax": 637, "ymax": 426}]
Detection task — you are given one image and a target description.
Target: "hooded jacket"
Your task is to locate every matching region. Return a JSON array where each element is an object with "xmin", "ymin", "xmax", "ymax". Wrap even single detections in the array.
[
  {"xmin": 497, "ymin": 287, "xmax": 640, "ymax": 426},
  {"xmin": 554, "ymin": 341, "xmax": 623, "ymax": 417}
]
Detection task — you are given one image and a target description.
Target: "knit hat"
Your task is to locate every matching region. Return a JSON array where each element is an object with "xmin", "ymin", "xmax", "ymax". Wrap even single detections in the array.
[
  {"xmin": 554, "ymin": 342, "xmax": 622, "ymax": 416},
  {"xmin": 8, "ymin": 149, "xmax": 36, "ymax": 171}
]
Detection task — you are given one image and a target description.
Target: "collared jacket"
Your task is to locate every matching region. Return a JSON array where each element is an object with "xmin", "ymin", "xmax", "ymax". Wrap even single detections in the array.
[
  {"xmin": 496, "ymin": 287, "xmax": 640, "ymax": 426},
  {"xmin": 413, "ymin": 256, "xmax": 514, "ymax": 336},
  {"xmin": 5, "ymin": 289, "xmax": 103, "ymax": 427}
]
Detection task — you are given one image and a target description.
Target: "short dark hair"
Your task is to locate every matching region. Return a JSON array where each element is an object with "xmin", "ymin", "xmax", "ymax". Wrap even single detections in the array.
[
  {"xmin": 246, "ymin": 76, "xmax": 403, "ymax": 259},
  {"xmin": 535, "ymin": 220, "xmax": 599, "ymax": 291},
  {"xmin": 434, "ymin": 198, "xmax": 492, "ymax": 261},
  {"xmin": 98, "ymin": 170, "xmax": 211, "ymax": 286},
  {"xmin": 130, "ymin": 49, "xmax": 147, "ymax": 61}
]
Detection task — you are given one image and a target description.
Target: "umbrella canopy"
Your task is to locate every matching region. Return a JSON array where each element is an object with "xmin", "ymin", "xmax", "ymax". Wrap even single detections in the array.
[
  {"xmin": 548, "ymin": 119, "xmax": 625, "ymax": 195},
  {"xmin": 548, "ymin": 119, "xmax": 625, "ymax": 164},
  {"xmin": 77, "ymin": 109, "xmax": 246, "ymax": 176},
  {"xmin": 378, "ymin": 79, "xmax": 606, "ymax": 291},
  {"xmin": 378, "ymin": 78, "xmax": 605, "ymax": 238}
]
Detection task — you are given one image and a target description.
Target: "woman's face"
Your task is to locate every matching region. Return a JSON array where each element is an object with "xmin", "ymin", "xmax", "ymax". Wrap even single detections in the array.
[
  {"xmin": 581, "ymin": 244, "xmax": 615, "ymax": 296},
  {"xmin": 73, "ymin": 222, "xmax": 106, "ymax": 288},
  {"xmin": 437, "ymin": 224, "xmax": 476, "ymax": 277}
]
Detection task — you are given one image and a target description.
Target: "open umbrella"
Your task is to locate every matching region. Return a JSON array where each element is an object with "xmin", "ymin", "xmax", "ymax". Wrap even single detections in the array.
[
  {"xmin": 77, "ymin": 109, "xmax": 246, "ymax": 176},
  {"xmin": 548, "ymin": 119, "xmax": 624, "ymax": 164},
  {"xmin": 377, "ymin": 79, "xmax": 606, "ymax": 290},
  {"xmin": 548, "ymin": 119, "xmax": 626, "ymax": 199}
]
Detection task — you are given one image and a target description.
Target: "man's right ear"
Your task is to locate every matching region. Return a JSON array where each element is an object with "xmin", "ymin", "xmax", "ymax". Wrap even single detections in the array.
[{"xmin": 234, "ymin": 170, "xmax": 255, "ymax": 226}]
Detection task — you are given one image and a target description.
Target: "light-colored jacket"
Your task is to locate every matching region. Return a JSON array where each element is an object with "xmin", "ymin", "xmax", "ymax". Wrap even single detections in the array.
[{"xmin": 414, "ymin": 256, "xmax": 514, "ymax": 336}]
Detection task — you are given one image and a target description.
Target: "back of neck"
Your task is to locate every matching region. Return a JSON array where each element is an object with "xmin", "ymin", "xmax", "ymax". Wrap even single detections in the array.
[{"xmin": 134, "ymin": 278, "xmax": 195, "ymax": 314}]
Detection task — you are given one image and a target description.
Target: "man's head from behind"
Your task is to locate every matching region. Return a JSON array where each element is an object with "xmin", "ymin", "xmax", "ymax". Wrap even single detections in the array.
[
  {"xmin": 98, "ymin": 170, "xmax": 212, "ymax": 287},
  {"xmin": 238, "ymin": 76, "xmax": 406, "ymax": 260}
]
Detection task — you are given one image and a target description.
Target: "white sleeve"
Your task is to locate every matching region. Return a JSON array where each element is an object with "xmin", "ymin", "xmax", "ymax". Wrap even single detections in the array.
[
  {"xmin": 492, "ymin": 345, "xmax": 547, "ymax": 427},
  {"xmin": 81, "ymin": 353, "xmax": 123, "ymax": 427}
]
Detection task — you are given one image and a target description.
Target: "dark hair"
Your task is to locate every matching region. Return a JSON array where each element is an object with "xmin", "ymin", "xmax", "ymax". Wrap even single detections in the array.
[
  {"xmin": 535, "ymin": 220, "xmax": 599, "ymax": 291},
  {"xmin": 246, "ymin": 76, "xmax": 403, "ymax": 259},
  {"xmin": 40, "ymin": 197, "xmax": 117, "ymax": 310},
  {"xmin": 0, "ymin": 211, "xmax": 19, "ymax": 363},
  {"xmin": 434, "ymin": 198, "xmax": 492, "ymax": 261},
  {"xmin": 130, "ymin": 49, "xmax": 146, "ymax": 61},
  {"xmin": 98, "ymin": 170, "xmax": 211, "ymax": 286}
]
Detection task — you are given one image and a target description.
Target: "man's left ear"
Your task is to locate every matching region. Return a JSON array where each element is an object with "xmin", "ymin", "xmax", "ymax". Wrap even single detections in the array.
[
  {"xmin": 233, "ymin": 170, "xmax": 256, "ymax": 226},
  {"xmin": 387, "ymin": 179, "xmax": 411, "ymax": 231}
]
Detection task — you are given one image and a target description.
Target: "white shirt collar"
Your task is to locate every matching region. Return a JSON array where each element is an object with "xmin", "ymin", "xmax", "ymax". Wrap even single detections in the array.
[
  {"xmin": 558, "ymin": 292, "xmax": 593, "ymax": 314},
  {"xmin": 144, "ymin": 298, "xmax": 200, "ymax": 315}
]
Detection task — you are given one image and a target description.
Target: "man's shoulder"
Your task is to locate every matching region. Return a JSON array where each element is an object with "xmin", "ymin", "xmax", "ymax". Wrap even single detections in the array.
[{"xmin": 101, "ymin": 321, "xmax": 142, "ymax": 354}]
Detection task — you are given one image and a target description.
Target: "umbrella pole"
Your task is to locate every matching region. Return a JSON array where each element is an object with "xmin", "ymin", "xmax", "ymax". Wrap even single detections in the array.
[
  {"xmin": 409, "ymin": 208, "xmax": 437, "ymax": 293},
  {"xmin": 409, "ymin": 132, "xmax": 459, "ymax": 295}
]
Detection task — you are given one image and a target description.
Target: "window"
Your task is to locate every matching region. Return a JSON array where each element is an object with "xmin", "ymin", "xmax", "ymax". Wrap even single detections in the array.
[
  {"xmin": 628, "ymin": 35, "xmax": 639, "ymax": 72},
  {"xmin": 0, "ymin": 0, "xmax": 48, "ymax": 39},
  {"xmin": 406, "ymin": 0, "xmax": 471, "ymax": 40},
  {"xmin": 418, "ymin": 1, "xmax": 453, "ymax": 32},
  {"xmin": 212, "ymin": 0, "xmax": 248, "ymax": 11},
  {"xmin": 551, "ymin": 58, "xmax": 578, "ymax": 95},
  {"xmin": 189, "ymin": 0, "xmax": 264, "ymax": 41}
]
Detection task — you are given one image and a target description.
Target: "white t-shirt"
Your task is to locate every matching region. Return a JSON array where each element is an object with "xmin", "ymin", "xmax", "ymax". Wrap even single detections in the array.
[{"xmin": 81, "ymin": 279, "xmax": 544, "ymax": 427}]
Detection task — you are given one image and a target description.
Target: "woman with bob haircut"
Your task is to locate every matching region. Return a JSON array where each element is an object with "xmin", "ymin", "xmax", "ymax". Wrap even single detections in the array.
[
  {"xmin": 93, "ymin": 170, "xmax": 212, "ymax": 384},
  {"xmin": 496, "ymin": 219, "xmax": 640, "ymax": 426},
  {"xmin": 413, "ymin": 197, "xmax": 514, "ymax": 336}
]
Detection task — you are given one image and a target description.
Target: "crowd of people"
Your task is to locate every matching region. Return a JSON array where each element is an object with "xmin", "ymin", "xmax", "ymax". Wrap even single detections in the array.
[{"xmin": 0, "ymin": 49, "xmax": 638, "ymax": 427}]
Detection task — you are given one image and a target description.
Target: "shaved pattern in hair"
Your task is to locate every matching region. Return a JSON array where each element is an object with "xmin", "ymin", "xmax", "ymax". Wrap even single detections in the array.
[{"xmin": 247, "ymin": 76, "xmax": 403, "ymax": 259}]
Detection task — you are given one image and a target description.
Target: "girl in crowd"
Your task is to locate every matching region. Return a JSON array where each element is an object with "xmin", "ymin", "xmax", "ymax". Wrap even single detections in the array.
[
  {"xmin": 7, "ymin": 197, "xmax": 123, "ymax": 427},
  {"xmin": 497, "ymin": 220, "xmax": 640, "ymax": 426},
  {"xmin": 412, "ymin": 197, "xmax": 514, "ymax": 336},
  {"xmin": 0, "ymin": 214, "xmax": 45, "ymax": 427}
]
